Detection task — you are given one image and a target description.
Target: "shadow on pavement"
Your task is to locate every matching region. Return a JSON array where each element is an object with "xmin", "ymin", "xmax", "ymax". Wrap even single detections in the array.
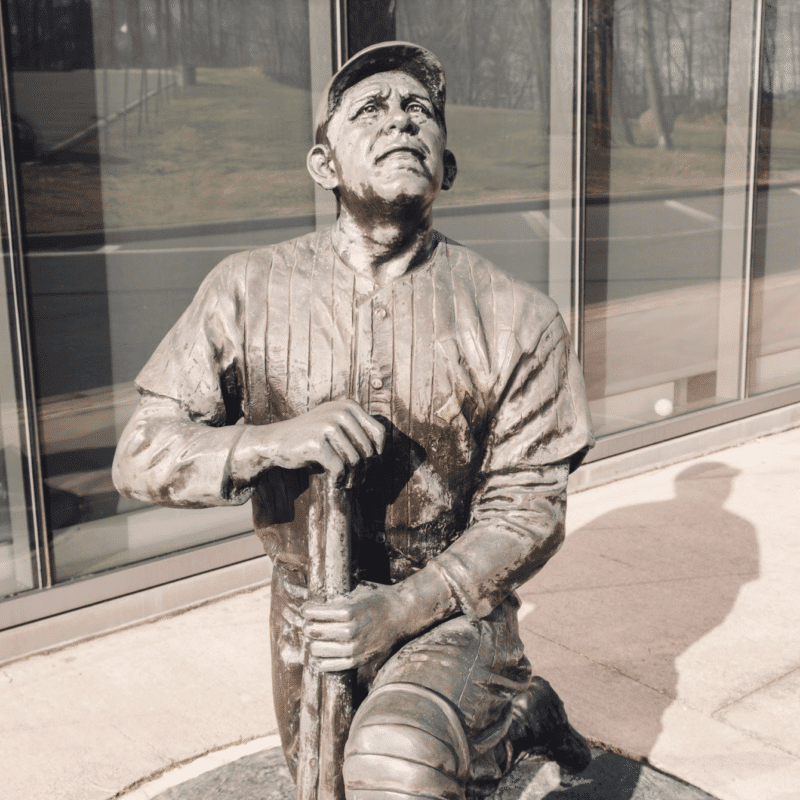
[
  {"xmin": 496, "ymin": 749, "xmax": 717, "ymax": 799},
  {"xmin": 519, "ymin": 460, "xmax": 759, "ymax": 793}
]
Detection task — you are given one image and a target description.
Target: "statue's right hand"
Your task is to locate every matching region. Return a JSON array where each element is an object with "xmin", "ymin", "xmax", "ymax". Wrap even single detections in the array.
[{"xmin": 230, "ymin": 400, "xmax": 386, "ymax": 482}]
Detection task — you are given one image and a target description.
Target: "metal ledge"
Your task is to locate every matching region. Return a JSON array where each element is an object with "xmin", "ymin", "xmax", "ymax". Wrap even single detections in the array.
[
  {"xmin": 572, "ymin": 398, "xmax": 800, "ymax": 493},
  {"xmin": 0, "ymin": 541, "xmax": 270, "ymax": 665},
  {"xmin": 584, "ymin": 386, "xmax": 800, "ymax": 463},
  {"xmin": 0, "ymin": 533, "xmax": 265, "ymax": 631}
]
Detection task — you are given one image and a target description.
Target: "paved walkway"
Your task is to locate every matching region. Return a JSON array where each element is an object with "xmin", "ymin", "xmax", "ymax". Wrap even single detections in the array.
[{"xmin": 2, "ymin": 426, "xmax": 799, "ymax": 800}]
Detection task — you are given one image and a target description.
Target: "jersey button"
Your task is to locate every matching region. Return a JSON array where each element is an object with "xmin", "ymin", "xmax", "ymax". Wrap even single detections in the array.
[
  {"xmin": 370, "ymin": 378, "xmax": 384, "ymax": 390},
  {"xmin": 375, "ymin": 307, "xmax": 388, "ymax": 319}
]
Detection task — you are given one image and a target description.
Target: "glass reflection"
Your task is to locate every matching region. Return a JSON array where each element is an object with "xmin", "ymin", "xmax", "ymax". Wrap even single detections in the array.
[
  {"xmin": 747, "ymin": 0, "xmax": 800, "ymax": 395},
  {"xmin": 396, "ymin": 0, "xmax": 563, "ymax": 297},
  {"xmin": 9, "ymin": 0, "xmax": 314, "ymax": 235},
  {"xmin": 7, "ymin": 0, "xmax": 315, "ymax": 583},
  {"xmin": 583, "ymin": 0, "xmax": 745, "ymax": 437},
  {"xmin": 0, "ymin": 176, "xmax": 38, "ymax": 599}
]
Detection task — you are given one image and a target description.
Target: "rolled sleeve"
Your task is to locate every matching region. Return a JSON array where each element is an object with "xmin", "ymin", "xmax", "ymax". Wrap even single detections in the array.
[
  {"xmin": 433, "ymin": 463, "xmax": 568, "ymax": 618},
  {"xmin": 112, "ymin": 396, "xmax": 254, "ymax": 507},
  {"xmin": 113, "ymin": 254, "xmax": 252, "ymax": 507},
  {"xmin": 135, "ymin": 254, "xmax": 247, "ymax": 425}
]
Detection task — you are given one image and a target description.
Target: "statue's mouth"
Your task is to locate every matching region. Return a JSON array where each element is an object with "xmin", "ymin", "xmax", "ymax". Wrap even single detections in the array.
[{"xmin": 375, "ymin": 146, "xmax": 426, "ymax": 164}]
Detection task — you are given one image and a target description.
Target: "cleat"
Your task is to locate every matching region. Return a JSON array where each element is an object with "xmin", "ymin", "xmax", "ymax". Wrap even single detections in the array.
[{"xmin": 507, "ymin": 676, "xmax": 592, "ymax": 775}]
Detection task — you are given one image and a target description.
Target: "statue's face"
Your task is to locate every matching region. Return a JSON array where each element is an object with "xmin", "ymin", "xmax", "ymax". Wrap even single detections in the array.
[{"xmin": 324, "ymin": 71, "xmax": 449, "ymax": 211}]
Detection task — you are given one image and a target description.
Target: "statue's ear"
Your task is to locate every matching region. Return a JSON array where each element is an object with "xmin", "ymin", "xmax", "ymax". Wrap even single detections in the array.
[
  {"xmin": 442, "ymin": 149, "xmax": 457, "ymax": 191},
  {"xmin": 307, "ymin": 144, "xmax": 338, "ymax": 190}
]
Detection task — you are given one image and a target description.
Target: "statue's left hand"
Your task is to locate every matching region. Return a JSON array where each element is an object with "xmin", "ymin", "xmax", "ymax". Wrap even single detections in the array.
[{"xmin": 301, "ymin": 582, "xmax": 409, "ymax": 672}]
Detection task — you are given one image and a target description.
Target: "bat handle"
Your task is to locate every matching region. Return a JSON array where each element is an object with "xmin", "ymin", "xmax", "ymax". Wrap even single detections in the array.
[{"xmin": 297, "ymin": 473, "xmax": 356, "ymax": 800}]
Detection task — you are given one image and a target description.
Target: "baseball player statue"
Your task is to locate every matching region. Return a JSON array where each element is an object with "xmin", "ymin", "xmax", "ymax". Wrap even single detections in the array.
[{"xmin": 113, "ymin": 42, "xmax": 595, "ymax": 799}]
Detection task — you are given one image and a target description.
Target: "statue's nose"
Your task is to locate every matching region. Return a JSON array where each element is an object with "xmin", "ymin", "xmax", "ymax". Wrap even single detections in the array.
[{"xmin": 385, "ymin": 108, "xmax": 418, "ymax": 135}]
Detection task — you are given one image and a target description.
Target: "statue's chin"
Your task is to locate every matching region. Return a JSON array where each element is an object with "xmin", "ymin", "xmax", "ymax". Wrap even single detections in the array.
[{"xmin": 341, "ymin": 182, "xmax": 436, "ymax": 225}]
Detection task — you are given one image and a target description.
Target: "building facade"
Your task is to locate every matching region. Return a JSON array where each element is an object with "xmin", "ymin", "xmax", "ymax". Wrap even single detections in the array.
[{"xmin": 1, "ymin": 0, "xmax": 799, "ymax": 656}]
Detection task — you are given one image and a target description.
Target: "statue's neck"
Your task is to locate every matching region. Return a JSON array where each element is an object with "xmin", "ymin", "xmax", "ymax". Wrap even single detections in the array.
[{"xmin": 332, "ymin": 204, "xmax": 436, "ymax": 287}]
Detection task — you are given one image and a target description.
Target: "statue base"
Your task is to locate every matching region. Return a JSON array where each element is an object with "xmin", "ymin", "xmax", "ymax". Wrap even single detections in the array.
[
  {"xmin": 492, "ymin": 750, "xmax": 716, "ymax": 799},
  {"xmin": 151, "ymin": 746, "xmax": 716, "ymax": 799}
]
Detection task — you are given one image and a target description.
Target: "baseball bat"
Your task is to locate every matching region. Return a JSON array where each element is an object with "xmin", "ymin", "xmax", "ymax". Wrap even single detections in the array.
[{"xmin": 297, "ymin": 472, "xmax": 355, "ymax": 800}]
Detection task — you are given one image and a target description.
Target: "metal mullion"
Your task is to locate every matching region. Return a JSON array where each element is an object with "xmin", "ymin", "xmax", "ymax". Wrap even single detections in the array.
[
  {"xmin": 740, "ymin": 0, "xmax": 767, "ymax": 398},
  {"xmin": 0, "ymin": 7, "xmax": 50, "ymax": 590},
  {"xmin": 573, "ymin": 0, "xmax": 588, "ymax": 360},
  {"xmin": 333, "ymin": 0, "xmax": 347, "ymax": 69},
  {"xmin": 547, "ymin": 0, "xmax": 583, "ymax": 341},
  {"xmin": 310, "ymin": 0, "xmax": 338, "ymax": 227},
  {"xmin": 717, "ymin": 0, "xmax": 764, "ymax": 402}
]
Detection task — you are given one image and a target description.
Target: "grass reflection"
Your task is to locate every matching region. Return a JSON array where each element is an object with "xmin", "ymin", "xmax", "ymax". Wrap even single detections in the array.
[{"xmin": 17, "ymin": 67, "xmax": 800, "ymax": 236}]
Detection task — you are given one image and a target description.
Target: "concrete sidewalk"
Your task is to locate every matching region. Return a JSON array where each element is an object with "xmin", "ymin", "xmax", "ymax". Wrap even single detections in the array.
[{"xmin": 2, "ymin": 426, "xmax": 799, "ymax": 800}]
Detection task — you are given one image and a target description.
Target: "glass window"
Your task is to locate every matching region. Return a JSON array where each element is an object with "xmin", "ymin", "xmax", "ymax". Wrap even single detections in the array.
[
  {"xmin": 0, "ymin": 151, "xmax": 39, "ymax": 599},
  {"xmin": 747, "ymin": 0, "xmax": 800, "ymax": 395},
  {"xmin": 6, "ymin": 0, "xmax": 317, "ymax": 584},
  {"xmin": 393, "ymin": 0, "xmax": 579, "ymax": 313},
  {"xmin": 3, "ymin": 0, "xmax": 796, "ymax": 609},
  {"xmin": 583, "ymin": 0, "xmax": 758, "ymax": 437}
]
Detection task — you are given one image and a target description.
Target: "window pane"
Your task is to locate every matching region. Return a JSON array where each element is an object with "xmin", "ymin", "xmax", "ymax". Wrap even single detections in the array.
[
  {"xmin": 0, "ymin": 159, "xmax": 38, "ymax": 599},
  {"xmin": 12, "ymin": 1, "xmax": 315, "ymax": 235},
  {"xmin": 7, "ymin": 0, "xmax": 315, "ymax": 584},
  {"xmin": 583, "ymin": 0, "xmax": 755, "ymax": 437},
  {"xmin": 747, "ymin": 0, "xmax": 800, "ymax": 394}
]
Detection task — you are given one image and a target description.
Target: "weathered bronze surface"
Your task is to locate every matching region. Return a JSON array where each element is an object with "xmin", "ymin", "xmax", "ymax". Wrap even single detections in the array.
[{"xmin": 113, "ymin": 41, "xmax": 595, "ymax": 800}]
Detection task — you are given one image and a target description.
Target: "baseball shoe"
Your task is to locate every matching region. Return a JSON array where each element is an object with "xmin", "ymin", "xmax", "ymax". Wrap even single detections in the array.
[{"xmin": 506, "ymin": 676, "xmax": 592, "ymax": 774}]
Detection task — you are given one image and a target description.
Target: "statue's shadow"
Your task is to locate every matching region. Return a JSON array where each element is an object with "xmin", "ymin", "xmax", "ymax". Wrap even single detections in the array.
[
  {"xmin": 495, "ymin": 749, "xmax": 716, "ymax": 799},
  {"xmin": 515, "ymin": 460, "xmax": 759, "ymax": 799}
]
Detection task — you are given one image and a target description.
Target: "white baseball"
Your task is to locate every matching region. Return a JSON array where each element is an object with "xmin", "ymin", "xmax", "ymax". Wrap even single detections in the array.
[{"xmin": 654, "ymin": 398, "xmax": 674, "ymax": 417}]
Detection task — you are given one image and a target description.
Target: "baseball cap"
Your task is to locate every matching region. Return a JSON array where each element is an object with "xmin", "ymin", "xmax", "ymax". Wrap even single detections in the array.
[{"xmin": 314, "ymin": 41, "xmax": 447, "ymax": 143}]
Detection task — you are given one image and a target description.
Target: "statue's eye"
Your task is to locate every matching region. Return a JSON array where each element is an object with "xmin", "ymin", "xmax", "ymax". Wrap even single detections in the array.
[{"xmin": 359, "ymin": 103, "xmax": 379, "ymax": 117}]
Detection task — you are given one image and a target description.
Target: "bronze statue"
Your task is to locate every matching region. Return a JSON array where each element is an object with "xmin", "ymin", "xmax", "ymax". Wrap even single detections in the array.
[{"xmin": 113, "ymin": 41, "xmax": 595, "ymax": 800}]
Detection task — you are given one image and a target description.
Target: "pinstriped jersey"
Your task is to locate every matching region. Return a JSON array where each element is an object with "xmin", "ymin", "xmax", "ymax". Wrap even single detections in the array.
[{"xmin": 133, "ymin": 228, "xmax": 593, "ymax": 617}]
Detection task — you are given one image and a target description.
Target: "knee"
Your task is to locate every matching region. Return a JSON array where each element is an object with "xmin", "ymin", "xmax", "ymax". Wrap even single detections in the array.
[{"xmin": 343, "ymin": 683, "xmax": 470, "ymax": 800}]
